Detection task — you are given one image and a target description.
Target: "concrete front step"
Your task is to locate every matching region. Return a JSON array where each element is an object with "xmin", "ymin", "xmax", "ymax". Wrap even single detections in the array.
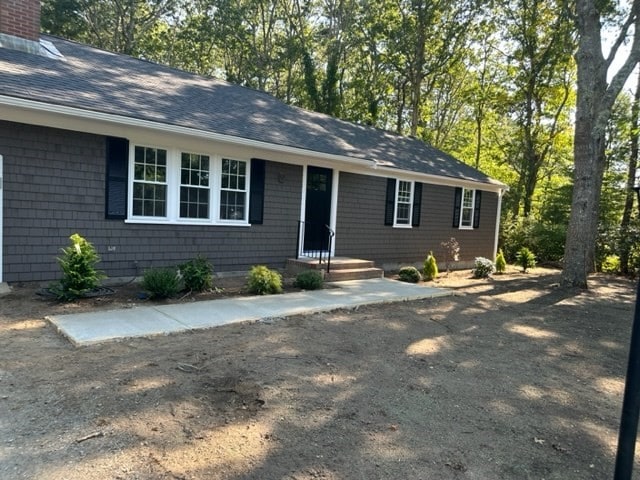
[
  {"xmin": 286, "ymin": 257, "xmax": 383, "ymax": 282},
  {"xmin": 325, "ymin": 267, "xmax": 384, "ymax": 282}
]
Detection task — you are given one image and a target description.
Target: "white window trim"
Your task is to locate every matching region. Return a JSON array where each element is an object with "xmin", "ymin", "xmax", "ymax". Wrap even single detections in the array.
[
  {"xmin": 394, "ymin": 179, "xmax": 414, "ymax": 228},
  {"xmin": 459, "ymin": 188, "xmax": 475, "ymax": 230},
  {"xmin": 126, "ymin": 144, "xmax": 251, "ymax": 226}
]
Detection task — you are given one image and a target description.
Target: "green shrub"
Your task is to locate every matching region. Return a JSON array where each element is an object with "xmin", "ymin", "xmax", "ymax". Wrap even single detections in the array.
[
  {"xmin": 516, "ymin": 247, "xmax": 537, "ymax": 273},
  {"xmin": 294, "ymin": 270, "xmax": 324, "ymax": 290},
  {"xmin": 500, "ymin": 217, "xmax": 565, "ymax": 264},
  {"xmin": 51, "ymin": 233, "xmax": 105, "ymax": 300},
  {"xmin": 180, "ymin": 255, "xmax": 213, "ymax": 292},
  {"xmin": 601, "ymin": 255, "xmax": 621, "ymax": 274},
  {"xmin": 423, "ymin": 251, "xmax": 439, "ymax": 281},
  {"xmin": 247, "ymin": 265, "xmax": 283, "ymax": 295},
  {"xmin": 398, "ymin": 266, "xmax": 422, "ymax": 283},
  {"xmin": 472, "ymin": 257, "xmax": 495, "ymax": 278},
  {"xmin": 495, "ymin": 249, "xmax": 507, "ymax": 274},
  {"xmin": 142, "ymin": 267, "xmax": 181, "ymax": 299}
]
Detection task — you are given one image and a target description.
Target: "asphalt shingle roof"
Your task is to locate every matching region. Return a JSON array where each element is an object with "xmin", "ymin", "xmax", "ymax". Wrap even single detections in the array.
[{"xmin": 0, "ymin": 35, "xmax": 500, "ymax": 186}]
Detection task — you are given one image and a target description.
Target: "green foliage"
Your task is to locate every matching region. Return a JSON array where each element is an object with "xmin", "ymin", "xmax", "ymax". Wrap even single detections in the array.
[
  {"xmin": 516, "ymin": 247, "xmax": 537, "ymax": 273},
  {"xmin": 398, "ymin": 266, "xmax": 422, "ymax": 283},
  {"xmin": 247, "ymin": 265, "xmax": 283, "ymax": 295},
  {"xmin": 180, "ymin": 255, "xmax": 213, "ymax": 292},
  {"xmin": 500, "ymin": 216, "xmax": 565, "ymax": 264},
  {"xmin": 495, "ymin": 249, "xmax": 507, "ymax": 274},
  {"xmin": 51, "ymin": 233, "xmax": 105, "ymax": 300},
  {"xmin": 142, "ymin": 267, "xmax": 181, "ymax": 299},
  {"xmin": 600, "ymin": 255, "xmax": 621, "ymax": 274},
  {"xmin": 472, "ymin": 257, "xmax": 495, "ymax": 279},
  {"xmin": 423, "ymin": 251, "xmax": 439, "ymax": 281},
  {"xmin": 294, "ymin": 270, "xmax": 324, "ymax": 290}
]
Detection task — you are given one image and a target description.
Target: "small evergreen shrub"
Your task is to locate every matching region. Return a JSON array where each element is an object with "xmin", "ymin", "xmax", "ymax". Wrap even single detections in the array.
[
  {"xmin": 516, "ymin": 247, "xmax": 537, "ymax": 273},
  {"xmin": 601, "ymin": 255, "xmax": 620, "ymax": 274},
  {"xmin": 294, "ymin": 270, "xmax": 324, "ymax": 290},
  {"xmin": 398, "ymin": 266, "xmax": 422, "ymax": 283},
  {"xmin": 247, "ymin": 265, "xmax": 283, "ymax": 295},
  {"xmin": 495, "ymin": 249, "xmax": 507, "ymax": 274},
  {"xmin": 51, "ymin": 233, "xmax": 105, "ymax": 300},
  {"xmin": 142, "ymin": 267, "xmax": 181, "ymax": 299},
  {"xmin": 180, "ymin": 255, "xmax": 213, "ymax": 292},
  {"xmin": 472, "ymin": 257, "xmax": 495, "ymax": 278},
  {"xmin": 423, "ymin": 251, "xmax": 439, "ymax": 281}
]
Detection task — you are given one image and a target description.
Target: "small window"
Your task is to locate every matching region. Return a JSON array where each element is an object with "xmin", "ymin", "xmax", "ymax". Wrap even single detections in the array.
[
  {"xmin": 180, "ymin": 152, "xmax": 210, "ymax": 219},
  {"xmin": 460, "ymin": 188, "xmax": 475, "ymax": 228},
  {"xmin": 132, "ymin": 146, "xmax": 167, "ymax": 217},
  {"xmin": 395, "ymin": 180, "xmax": 413, "ymax": 226},
  {"xmin": 220, "ymin": 158, "xmax": 247, "ymax": 221}
]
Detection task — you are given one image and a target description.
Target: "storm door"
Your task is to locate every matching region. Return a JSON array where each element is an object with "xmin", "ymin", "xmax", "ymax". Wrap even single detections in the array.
[{"xmin": 303, "ymin": 166, "xmax": 333, "ymax": 252}]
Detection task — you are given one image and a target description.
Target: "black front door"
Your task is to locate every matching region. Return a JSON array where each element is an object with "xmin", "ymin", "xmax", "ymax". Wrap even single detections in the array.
[{"xmin": 304, "ymin": 166, "xmax": 333, "ymax": 252}]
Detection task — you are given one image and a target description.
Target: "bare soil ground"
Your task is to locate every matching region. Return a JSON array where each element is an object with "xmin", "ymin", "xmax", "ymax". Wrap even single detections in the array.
[{"xmin": 0, "ymin": 268, "xmax": 637, "ymax": 479}]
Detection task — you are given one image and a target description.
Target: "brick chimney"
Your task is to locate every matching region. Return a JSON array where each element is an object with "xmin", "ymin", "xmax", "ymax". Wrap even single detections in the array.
[{"xmin": 0, "ymin": 0, "xmax": 41, "ymax": 54}]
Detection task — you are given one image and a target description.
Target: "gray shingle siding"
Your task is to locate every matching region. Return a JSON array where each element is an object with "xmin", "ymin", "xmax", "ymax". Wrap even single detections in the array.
[
  {"xmin": 335, "ymin": 172, "xmax": 497, "ymax": 267},
  {"xmin": 1, "ymin": 121, "xmax": 303, "ymax": 282}
]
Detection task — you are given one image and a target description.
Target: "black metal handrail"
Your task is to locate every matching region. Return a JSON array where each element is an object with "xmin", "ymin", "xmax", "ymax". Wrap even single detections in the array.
[{"xmin": 296, "ymin": 221, "xmax": 335, "ymax": 273}]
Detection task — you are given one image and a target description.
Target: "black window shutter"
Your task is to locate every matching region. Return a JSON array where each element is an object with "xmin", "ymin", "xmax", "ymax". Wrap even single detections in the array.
[
  {"xmin": 105, "ymin": 137, "xmax": 129, "ymax": 219},
  {"xmin": 473, "ymin": 190, "xmax": 482, "ymax": 228},
  {"xmin": 249, "ymin": 159, "xmax": 265, "ymax": 224},
  {"xmin": 452, "ymin": 187, "xmax": 462, "ymax": 227},
  {"xmin": 411, "ymin": 182, "xmax": 422, "ymax": 227},
  {"xmin": 384, "ymin": 178, "xmax": 396, "ymax": 226}
]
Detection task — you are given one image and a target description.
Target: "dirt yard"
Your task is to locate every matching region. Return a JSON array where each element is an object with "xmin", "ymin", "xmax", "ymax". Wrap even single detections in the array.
[{"xmin": 0, "ymin": 268, "xmax": 637, "ymax": 479}]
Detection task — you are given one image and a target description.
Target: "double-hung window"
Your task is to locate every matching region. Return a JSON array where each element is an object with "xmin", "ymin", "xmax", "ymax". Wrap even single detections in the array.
[
  {"xmin": 220, "ymin": 158, "xmax": 247, "ymax": 221},
  {"xmin": 453, "ymin": 187, "xmax": 481, "ymax": 229},
  {"xmin": 180, "ymin": 153, "xmax": 210, "ymax": 219},
  {"xmin": 128, "ymin": 145, "xmax": 249, "ymax": 225},
  {"xmin": 460, "ymin": 188, "xmax": 475, "ymax": 228},
  {"xmin": 395, "ymin": 180, "xmax": 413, "ymax": 226},
  {"xmin": 132, "ymin": 146, "xmax": 167, "ymax": 217}
]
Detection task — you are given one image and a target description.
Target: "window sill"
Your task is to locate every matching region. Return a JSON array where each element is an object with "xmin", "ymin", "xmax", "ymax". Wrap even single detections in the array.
[
  {"xmin": 125, "ymin": 218, "xmax": 251, "ymax": 227},
  {"xmin": 393, "ymin": 224, "xmax": 413, "ymax": 229}
]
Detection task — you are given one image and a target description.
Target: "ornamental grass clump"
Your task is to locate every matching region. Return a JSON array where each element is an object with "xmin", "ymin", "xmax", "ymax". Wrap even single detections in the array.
[
  {"xmin": 472, "ymin": 257, "xmax": 495, "ymax": 279},
  {"xmin": 423, "ymin": 251, "xmax": 439, "ymax": 281},
  {"xmin": 51, "ymin": 233, "xmax": 105, "ymax": 300},
  {"xmin": 247, "ymin": 265, "xmax": 283, "ymax": 295},
  {"xmin": 142, "ymin": 267, "xmax": 182, "ymax": 299},
  {"xmin": 398, "ymin": 266, "xmax": 422, "ymax": 283}
]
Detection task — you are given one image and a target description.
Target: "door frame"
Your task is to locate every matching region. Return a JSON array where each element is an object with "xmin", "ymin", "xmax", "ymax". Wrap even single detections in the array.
[{"xmin": 299, "ymin": 165, "xmax": 338, "ymax": 257}]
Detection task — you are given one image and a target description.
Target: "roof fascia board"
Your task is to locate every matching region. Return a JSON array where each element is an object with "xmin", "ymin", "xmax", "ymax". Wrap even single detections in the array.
[{"xmin": 370, "ymin": 165, "xmax": 506, "ymax": 193}]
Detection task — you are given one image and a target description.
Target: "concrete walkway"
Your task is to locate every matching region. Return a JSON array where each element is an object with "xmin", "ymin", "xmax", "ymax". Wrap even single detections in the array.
[{"xmin": 47, "ymin": 278, "xmax": 452, "ymax": 346}]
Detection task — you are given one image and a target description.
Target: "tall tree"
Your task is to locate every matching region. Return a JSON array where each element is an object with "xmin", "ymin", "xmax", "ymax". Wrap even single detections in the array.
[
  {"xmin": 619, "ymin": 68, "xmax": 640, "ymax": 275},
  {"xmin": 562, "ymin": 0, "xmax": 640, "ymax": 288},
  {"xmin": 503, "ymin": 0, "xmax": 575, "ymax": 217}
]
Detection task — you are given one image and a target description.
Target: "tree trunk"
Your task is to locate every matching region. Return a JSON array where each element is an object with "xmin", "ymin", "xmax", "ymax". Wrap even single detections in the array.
[
  {"xmin": 561, "ymin": 0, "xmax": 608, "ymax": 288},
  {"xmin": 562, "ymin": 0, "xmax": 640, "ymax": 287}
]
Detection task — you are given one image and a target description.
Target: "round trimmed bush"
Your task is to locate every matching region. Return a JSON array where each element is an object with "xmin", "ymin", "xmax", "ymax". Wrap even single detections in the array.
[
  {"xmin": 294, "ymin": 270, "xmax": 324, "ymax": 290},
  {"xmin": 398, "ymin": 266, "xmax": 422, "ymax": 283},
  {"xmin": 247, "ymin": 265, "xmax": 283, "ymax": 295}
]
